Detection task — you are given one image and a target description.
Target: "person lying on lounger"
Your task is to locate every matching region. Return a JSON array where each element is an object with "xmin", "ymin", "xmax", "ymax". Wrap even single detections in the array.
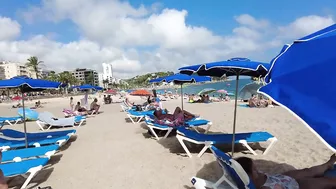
[
  {"xmin": 236, "ymin": 155, "xmax": 336, "ymax": 189},
  {"xmin": 153, "ymin": 107, "xmax": 199, "ymax": 126}
]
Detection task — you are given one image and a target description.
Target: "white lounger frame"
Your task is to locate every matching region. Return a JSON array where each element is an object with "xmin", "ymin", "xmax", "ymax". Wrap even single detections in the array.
[
  {"xmin": 11, "ymin": 150, "xmax": 56, "ymax": 189},
  {"xmin": 4, "ymin": 118, "xmax": 22, "ymax": 126},
  {"xmin": 145, "ymin": 120, "xmax": 213, "ymax": 140},
  {"xmin": 176, "ymin": 131, "xmax": 278, "ymax": 158},
  {"xmin": 126, "ymin": 113, "xmax": 146, "ymax": 124},
  {"xmin": 36, "ymin": 118, "xmax": 85, "ymax": 131}
]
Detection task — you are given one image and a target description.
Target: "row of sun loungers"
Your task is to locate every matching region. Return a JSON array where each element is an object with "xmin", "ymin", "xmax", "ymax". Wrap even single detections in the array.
[
  {"xmin": 0, "ymin": 108, "xmax": 94, "ymax": 188},
  {"xmin": 121, "ymin": 100, "xmax": 283, "ymax": 188}
]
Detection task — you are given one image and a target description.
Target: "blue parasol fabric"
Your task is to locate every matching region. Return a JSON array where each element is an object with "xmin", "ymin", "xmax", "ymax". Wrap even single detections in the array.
[
  {"xmin": 259, "ymin": 24, "xmax": 336, "ymax": 152},
  {"xmin": 0, "ymin": 76, "xmax": 61, "ymax": 148},
  {"xmin": 179, "ymin": 58, "xmax": 270, "ymax": 77},
  {"xmin": 0, "ymin": 76, "xmax": 61, "ymax": 92},
  {"xmin": 149, "ymin": 74, "xmax": 211, "ymax": 84},
  {"xmin": 179, "ymin": 58, "xmax": 270, "ymax": 156},
  {"xmin": 73, "ymin": 84, "xmax": 102, "ymax": 90}
]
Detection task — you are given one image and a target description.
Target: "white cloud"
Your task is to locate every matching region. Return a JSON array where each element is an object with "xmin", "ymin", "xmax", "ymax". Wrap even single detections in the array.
[
  {"xmin": 235, "ymin": 14, "xmax": 269, "ymax": 29},
  {"xmin": 0, "ymin": 17, "xmax": 21, "ymax": 40},
  {"xmin": 278, "ymin": 15, "xmax": 335, "ymax": 39},
  {"xmin": 0, "ymin": 0, "xmax": 333, "ymax": 79}
]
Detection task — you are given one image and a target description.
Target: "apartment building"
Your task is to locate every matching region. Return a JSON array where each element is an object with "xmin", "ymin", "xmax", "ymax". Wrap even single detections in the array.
[
  {"xmin": 0, "ymin": 61, "xmax": 37, "ymax": 79},
  {"xmin": 72, "ymin": 68, "xmax": 99, "ymax": 85}
]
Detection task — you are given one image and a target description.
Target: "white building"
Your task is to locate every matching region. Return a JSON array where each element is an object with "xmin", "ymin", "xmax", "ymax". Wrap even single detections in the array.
[
  {"xmin": 101, "ymin": 63, "xmax": 121, "ymax": 84},
  {"xmin": 0, "ymin": 61, "xmax": 37, "ymax": 79}
]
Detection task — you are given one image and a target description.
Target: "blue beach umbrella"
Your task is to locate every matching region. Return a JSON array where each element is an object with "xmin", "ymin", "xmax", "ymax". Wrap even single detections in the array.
[
  {"xmin": 259, "ymin": 24, "xmax": 336, "ymax": 152},
  {"xmin": 179, "ymin": 58, "xmax": 270, "ymax": 156},
  {"xmin": 0, "ymin": 76, "xmax": 61, "ymax": 147},
  {"xmin": 149, "ymin": 74, "xmax": 211, "ymax": 109}
]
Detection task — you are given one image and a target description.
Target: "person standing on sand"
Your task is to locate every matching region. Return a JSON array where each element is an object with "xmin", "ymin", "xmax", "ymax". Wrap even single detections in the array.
[{"xmin": 70, "ymin": 97, "xmax": 74, "ymax": 111}]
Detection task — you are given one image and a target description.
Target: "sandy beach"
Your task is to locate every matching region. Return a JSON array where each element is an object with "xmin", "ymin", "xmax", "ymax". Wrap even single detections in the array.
[{"xmin": 3, "ymin": 95, "xmax": 332, "ymax": 189}]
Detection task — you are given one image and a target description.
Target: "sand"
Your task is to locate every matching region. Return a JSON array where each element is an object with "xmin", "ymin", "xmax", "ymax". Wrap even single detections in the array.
[{"xmin": 3, "ymin": 95, "xmax": 332, "ymax": 188}]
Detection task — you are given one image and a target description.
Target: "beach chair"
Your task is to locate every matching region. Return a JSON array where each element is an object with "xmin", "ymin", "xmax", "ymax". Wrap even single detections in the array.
[
  {"xmin": 190, "ymin": 145, "xmax": 256, "ymax": 189},
  {"xmin": 144, "ymin": 117, "xmax": 212, "ymax": 140},
  {"xmin": 0, "ymin": 116, "xmax": 22, "ymax": 126},
  {"xmin": 36, "ymin": 112, "xmax": 84, "ymax": 131},
  {"xmin": 2, "ymin": 145, "xmax": 59, "ymax": 162},
  {"xmin": 0, "ymin": 129, "xmax": 76, "ymax": 139},
  {"xmin": 126, "ymin": 110, "xmax": 155, "ymax": 124},
  {"xmin": 0, "ymin": 135, "xmax": 70, "ymax": 151},
  {"xmin": 176, "ymin": 127, "xmax": 277, "ymax": 158},
  {"xmin": 1, "ymin": 158, "xmax": 50, "ymax": 189}
]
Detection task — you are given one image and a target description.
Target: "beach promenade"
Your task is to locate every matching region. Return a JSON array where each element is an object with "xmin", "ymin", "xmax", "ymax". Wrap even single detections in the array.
[{"xmin": 3, "ymin": 95, "xmax": 331, "ymax": 188}]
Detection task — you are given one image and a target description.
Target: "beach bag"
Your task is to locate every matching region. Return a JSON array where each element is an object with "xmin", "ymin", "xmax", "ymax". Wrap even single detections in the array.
[{"xmin": 135, "ymin": 105, "xmax": 142, "ymax": 111}]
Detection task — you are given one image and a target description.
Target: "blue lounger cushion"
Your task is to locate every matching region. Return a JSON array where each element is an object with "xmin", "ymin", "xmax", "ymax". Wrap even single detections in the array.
[
  {"xmin": 0, "ymin": 158, "xmax": 49, "ymax": 177},
  {"xmin": 177, "ymin": 127, "xmax": 274, "ymax": 143},
  {"xmin": 2, "ymin": 145, "xmax": 59, "ymax": 162},
  {"xmin": 0, "ymin": 129, "xmax": 76, "ymax": 139},
  {"xmin": 0, "ymin": 116, "xmax": 22, "ymax": 121},
  {"xmin": 0, "ymin": 135, "xmax": 70, "ymax": 148},
  {"xmin": 74, "ymin": 116, "xmax": 85, "ymax": 123},
  {"xmin": 145, "ymin": 119, "xmax": 209, "ymax": 128},
  {"xmin": 128, "ymin": 110, "xmax": 154, "ymax": 116}
]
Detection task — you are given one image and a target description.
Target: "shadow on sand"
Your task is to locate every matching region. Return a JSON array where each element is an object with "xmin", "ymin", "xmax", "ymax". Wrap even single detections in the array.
[{"xmin": 182, "ymin": 159, "xmax": 296, "ymax": 189}]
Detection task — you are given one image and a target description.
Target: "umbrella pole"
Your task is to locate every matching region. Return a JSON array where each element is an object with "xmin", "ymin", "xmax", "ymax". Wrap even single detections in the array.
[
  {"xmin": 181, "ymin": 84, "xmax": 184, "ymax": 111},
  {"xmin": 21, "ymin": 88, "xmax": 28, "ymax": 148},
  {"xmin": 231, "ymin": 74, "xmax": 240, "ymax": 157}
]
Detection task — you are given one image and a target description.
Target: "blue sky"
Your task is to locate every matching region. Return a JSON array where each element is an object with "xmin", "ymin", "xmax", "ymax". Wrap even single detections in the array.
[
  {"xmin": 1, "ymin": 0, "xmax": 335, "ymax": 42},
  {"xmin": 0, "ymin": 0, "xmax": 335, "ymax": 77}
]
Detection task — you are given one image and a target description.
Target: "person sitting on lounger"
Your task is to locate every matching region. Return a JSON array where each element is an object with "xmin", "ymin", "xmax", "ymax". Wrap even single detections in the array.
[
  {"xmin": 90, "ymin": 98, "xmax": 100, "ymax": 113},
  {"xmin": 74, "ymin": 102, "xmax": 88, "ymax": 115},
  {"xmin": 153, "ymin": 107, "xmax": 199, "ymax": 126},
  {"xmin": 236, "ymin": 155, "xmax": 336, "ymax": 189}
]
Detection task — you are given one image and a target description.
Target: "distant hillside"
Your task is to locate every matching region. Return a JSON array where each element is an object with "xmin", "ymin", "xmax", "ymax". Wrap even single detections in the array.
[{"xmin": 125, "ymin": 71, "xmax": 174, "ymax": 88}]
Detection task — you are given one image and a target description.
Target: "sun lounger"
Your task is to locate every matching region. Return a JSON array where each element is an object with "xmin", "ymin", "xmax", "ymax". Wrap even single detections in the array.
[
  {"xmin": 191, "ymin": 145, "xmax": 256, "ymax": 189},
  {"xmin": 126, "ymin": 110, "xmax": 155, "ymax": 124},
  {"xmin": 1, "ymin": 157, "xmax": 50, "ymax": 189},
  {"xmin": 0, "ymin": 135, "xmax": 70, "ymax": 151},
  {"xmin": 36, "ymin": 112, "xmax": 84, "ymax": 130},
  {"xmin": 0, "ymin": 129, "xmax": 76, "ymax": 139},
  {"xmin": 2, "ymin": 145, "xmax": 59, "ymax": 162},
  {"xmin": 144, "ymin": 118, "xmax": 212, "ymax": 140},
  {"xmin": 0, "ymin": 116, "xmax": 22, "ymax": 126},
  {"xmin": 176, "ymin": 127, "xmax": 277, "ymax": 158}
]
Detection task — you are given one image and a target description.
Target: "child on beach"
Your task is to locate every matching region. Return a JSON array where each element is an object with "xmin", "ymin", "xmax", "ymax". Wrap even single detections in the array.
[
  {"xmin": 70, "ymin": 97, "xmax": 74, "ymax": 110},
  {"xmin": 236, "ymin": 155, "xmax": 336, "ymax": 189}
]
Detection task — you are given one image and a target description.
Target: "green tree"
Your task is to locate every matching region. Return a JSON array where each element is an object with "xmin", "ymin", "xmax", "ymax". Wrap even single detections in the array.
[
  {"xmin": 26, "ymin": 56, "xmax": 43, "ymax": 79},
  {"xmin": 102, "ymin": 79, "xmax": 109, "ymax": 88}
]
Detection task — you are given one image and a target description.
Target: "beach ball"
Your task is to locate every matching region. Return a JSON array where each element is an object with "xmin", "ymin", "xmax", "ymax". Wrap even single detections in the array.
[{"xmin": 18, "ymin": 108, "xmax": 39, "ymax": 121}]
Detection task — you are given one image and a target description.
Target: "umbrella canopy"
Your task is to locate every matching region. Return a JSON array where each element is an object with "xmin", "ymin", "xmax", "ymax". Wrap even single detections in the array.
[
  {"xmin": 0, "ymin": 76, "xmax": 61, "ymax": 148},
  {"xmin": 179, "ymin": 58, "xmax": 270, "ymax": 156},
  {"xmin": 73, "ymin": 84, "xmax": 102, "ymax": 90},
  {"xmin": 179, "ymin": 58, "xmax": 270, "ymax": 77},
  {"xmin": 149, "ymin": 74, "xmax": 211, "ymax": 84},
  {"xmin": 12, "ymin": 96, "xmax": 23, "ymax": 101},
  {"xmin": 217, "ymin": 89, "xmax": 227, "ymax": 94},
  {"xmin": 198, "ymin": 88, "xmax": 216, "ymax": 95},
  {"xmin": 239, "ymin": 82, "xmax": 264, "ymax": 100},
  {"xmin": 259, "ymin": 24, "xmax": 336, "ymax": 152},
  {"xmin": 130, "ymin": 89, "xmax": 153, "ymax": 96},
  {"xmin": 106, "ymin": 89, "xmax": 117, "ymax": 94},
  {"xmin": 0, "ymin": 76, "xmax": 61, "ymax": 92}
]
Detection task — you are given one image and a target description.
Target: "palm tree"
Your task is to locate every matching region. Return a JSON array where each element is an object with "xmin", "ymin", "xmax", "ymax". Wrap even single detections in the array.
[
  {"xmin": 102, "ymin": 79, "xmax": 109, "ymax": 88},
  {"xmin": 26, "ymin": 56, "xmax": 43, "ymax": 79}
]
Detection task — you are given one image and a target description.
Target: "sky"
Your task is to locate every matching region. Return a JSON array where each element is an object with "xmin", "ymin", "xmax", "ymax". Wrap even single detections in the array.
[{"xmin": 0, "ymin": 0, "xmax": 335, "ymax": 78}]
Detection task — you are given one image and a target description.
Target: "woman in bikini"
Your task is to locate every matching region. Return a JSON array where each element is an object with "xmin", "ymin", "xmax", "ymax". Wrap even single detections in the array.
[{"xmin": 236, "ymin": 155, "xmax": 336, "ymax": 189}]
